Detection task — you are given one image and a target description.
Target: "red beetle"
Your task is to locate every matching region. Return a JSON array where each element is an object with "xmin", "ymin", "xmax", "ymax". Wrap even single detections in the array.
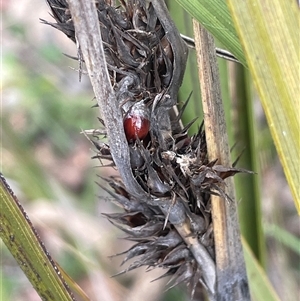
[{"xmin": 123, "ymin": 101, "xmax": 150, "ymax": 143}]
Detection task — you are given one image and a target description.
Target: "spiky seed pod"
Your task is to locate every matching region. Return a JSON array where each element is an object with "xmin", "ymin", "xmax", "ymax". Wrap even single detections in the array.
[
  {"xmin": 95, "ymin": 123, "xmax": 250, "ymax": 297},
  {"xmin": 43, "ymin": 0, "xmax": 252, "ymax": 299}
]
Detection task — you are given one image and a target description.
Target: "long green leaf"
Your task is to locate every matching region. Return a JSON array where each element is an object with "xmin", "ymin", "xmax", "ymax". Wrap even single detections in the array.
[
  {"xmin": 229, "ymin": 65, "xmax": 265, "ymax": 265},
  {"xmin": 227, "ymin": 0, "xmax": 299, "ymax": 212},
  {"xmin": 175, "ymin": 0, "xmax": 246, "ymax": 66},
  {"xmin": 0, "ymin": 174, "xmax": 75, "ymax": 301}
]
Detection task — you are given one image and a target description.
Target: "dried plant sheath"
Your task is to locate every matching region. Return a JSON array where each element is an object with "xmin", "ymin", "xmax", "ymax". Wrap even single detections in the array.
[
  {"xmin": 43, "ymin": 1, "xmax": 252, "ymax": 299},
  {"xmin": 66, "ymin": 0, "xmax": 148, "ymax": 201},
  {"xmin": 193, "ymin": 21, "xmax": 250, "ymax": 301}
]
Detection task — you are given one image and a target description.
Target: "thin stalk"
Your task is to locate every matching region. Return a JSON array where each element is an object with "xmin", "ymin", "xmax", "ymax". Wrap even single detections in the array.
[{"xmin": 192, "ymin": 21, "xmax": 250, "ymax": 301}]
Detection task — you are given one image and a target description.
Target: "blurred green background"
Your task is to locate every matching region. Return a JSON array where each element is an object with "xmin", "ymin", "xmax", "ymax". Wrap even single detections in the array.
[{"xmin": 1, "ymin": 1, "xmax": 298, "ymax": 301}]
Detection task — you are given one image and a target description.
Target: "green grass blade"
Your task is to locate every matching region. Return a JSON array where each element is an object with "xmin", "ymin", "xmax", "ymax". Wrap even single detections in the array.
[
  {"xmin": 0, "ymin": 174, "xmax": 75, "ymax": 301},
  {"xmin": 227, "ymin": 0, "xmax": 300, "ymax": 212},
  {"xmin": 243, "ymin": 238, "xmax": 281, "ymax": 301},
  {"xmin": 175, "ymin": 0, "xmax": 246, "ymax": 66},
  {"xmin": 229, "ymin": 65, "xmax": 265, "ymax": 265},
  {"xmin": 265, "ymin": 223, "xmax": 300, "ymax": 255}
]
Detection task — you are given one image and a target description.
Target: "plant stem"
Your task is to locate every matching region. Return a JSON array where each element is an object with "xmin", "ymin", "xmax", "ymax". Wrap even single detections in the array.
[{"xmin": 192, "ymin": 20, "xmax": 251, "ymax": 301}]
